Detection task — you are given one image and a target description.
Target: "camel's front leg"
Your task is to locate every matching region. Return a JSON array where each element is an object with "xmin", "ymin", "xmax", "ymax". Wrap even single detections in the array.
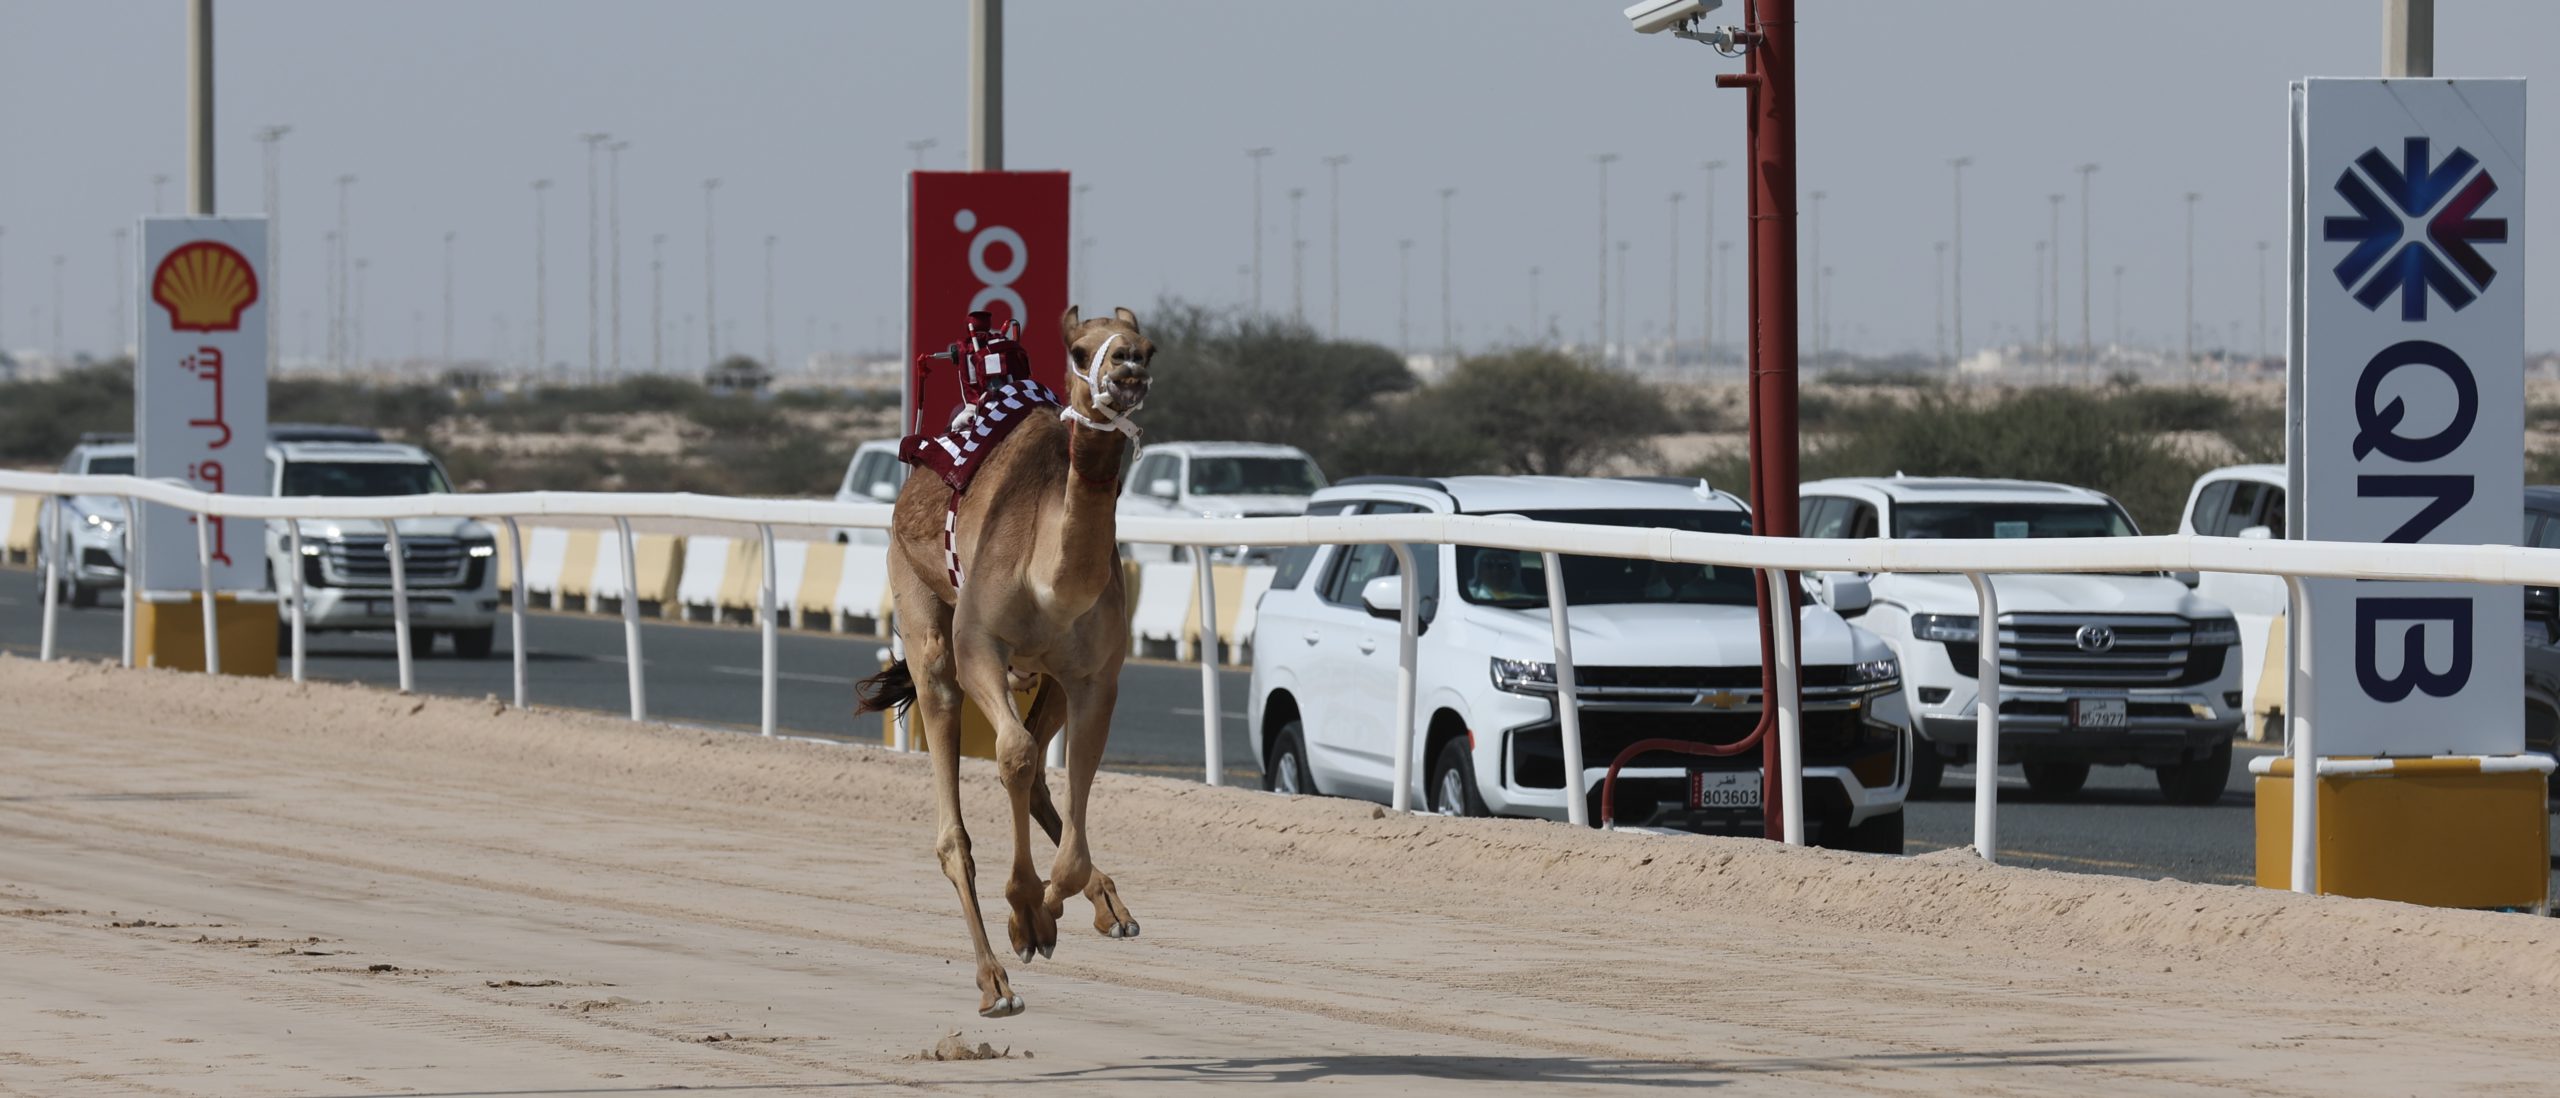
[
  {"xmin": 1024, "ymin": 682, "xmax": 1138, "ymax": 939},
  {"xmin": 1046, "ymin": 669, "xmax": 1138, "ymax": 938},
  {"xmin": 953, "ymin": 634, "xmax": 1059, "ymax": 968},
  {"xmin": 893, "ymin": 574, "xmax": 1019, "ymax": 1017}
]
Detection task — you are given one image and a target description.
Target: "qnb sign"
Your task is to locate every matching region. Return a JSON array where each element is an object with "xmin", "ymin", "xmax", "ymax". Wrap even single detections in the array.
[
  {"xmin": 906, "ymin": 171, "xmax": 1070, "ymax": 428},
  {"xmin": 2292, "ymin": 78, "xmax": 2525, "ymax": 756}
]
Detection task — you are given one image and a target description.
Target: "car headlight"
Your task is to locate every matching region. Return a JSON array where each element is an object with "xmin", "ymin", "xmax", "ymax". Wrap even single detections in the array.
[
  {"xmin": 300, "ymin": 541, "xmax": 324, "ymax": 556},
  {"xmin": 1490, "ymin": 656, "xmax": 1556, "ymax": 694},
  {"xmin": 1851, "ymin": 657, "xmax": 1900, "ymax": 688},
  {"xmin": 2191, "ymin": 617, "xmax": 2240, "ymax": 646},
  {"xmin": 1910, "ymin": 613, "xmax": 1979, "ymax": 643},
  {"xmin": 466, "ymin": 540, "xmax": 497, "ymax": 558},
  {"xmin": 82, "ymin": 513, "xmax": 120, "ymax": 534}
]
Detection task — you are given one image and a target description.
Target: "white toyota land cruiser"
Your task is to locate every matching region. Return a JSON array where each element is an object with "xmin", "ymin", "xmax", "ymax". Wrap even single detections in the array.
[
  {"xmin": 1248, "ymin": 475, "xmax": 1912, "ymax": 851},
  {"xmin": 264, "ymin": 430, "xmax": 502, "ymax": 657},
  {"xmin": 1796, "ymin": 476, "xmax": 2245, "ymax": 804}
]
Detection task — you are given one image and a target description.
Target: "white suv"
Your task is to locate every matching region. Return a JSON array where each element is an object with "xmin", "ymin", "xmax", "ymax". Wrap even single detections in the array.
[
  {"xmin": 36, "ymin": 436, "xmax": 137, "ymax": 607},
  {"xmin": 1247, "ymin": 475, "xmax": 1911, "ymax": 851},
  {"xmin": 265, "ymin": 433, "xmax": 501, "ymax": 657},
  {"xmin": 829, "ymin": 439, "xmax": 905, "ymax": 545},
  {"xmin": 1797, "ymin": 476, "xmax": 2245, "ymax": 804},
  {"xmin": 1120, "ymin": 441, "xmax": 1327, "ymax": 563}
]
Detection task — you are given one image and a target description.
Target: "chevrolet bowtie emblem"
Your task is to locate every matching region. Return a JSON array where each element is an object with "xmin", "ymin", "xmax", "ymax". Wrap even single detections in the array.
[{"xmin": 1699, "ymin": 690, "xmax": 1741, "ymax": 710}]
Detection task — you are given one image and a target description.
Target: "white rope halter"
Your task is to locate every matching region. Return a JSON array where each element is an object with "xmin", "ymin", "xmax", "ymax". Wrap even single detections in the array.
[{"xmin": 1060, "ymin": 333, "xmax": 1142, "ymax": 441}]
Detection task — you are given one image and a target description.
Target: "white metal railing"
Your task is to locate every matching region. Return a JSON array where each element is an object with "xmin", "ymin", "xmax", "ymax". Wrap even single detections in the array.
[{"xmin": 14, "ymin": 469, "xmax": 2560, "ymax": 890}]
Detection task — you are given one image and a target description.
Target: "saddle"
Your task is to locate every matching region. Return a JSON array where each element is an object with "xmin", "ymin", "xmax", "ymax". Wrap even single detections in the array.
[{"xmin": 898, "ymin": 312, "xmax": 1065, "ymax": 588}]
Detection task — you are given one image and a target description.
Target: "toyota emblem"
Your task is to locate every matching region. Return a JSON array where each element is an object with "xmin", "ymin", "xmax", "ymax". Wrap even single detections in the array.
[{"xmin": 2075, "ymin": 624, "xmax": 2116, "ymax": 653}]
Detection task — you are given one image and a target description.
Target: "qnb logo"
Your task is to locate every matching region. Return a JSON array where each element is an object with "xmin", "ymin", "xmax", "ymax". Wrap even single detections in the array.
[
  {"xmin": 953, "ymin": 208, "xmax": 1027, "ymax": 322},
  {"xmin": 2323, "ymin": 137, "xmax": 2507, "ymax": 321}
]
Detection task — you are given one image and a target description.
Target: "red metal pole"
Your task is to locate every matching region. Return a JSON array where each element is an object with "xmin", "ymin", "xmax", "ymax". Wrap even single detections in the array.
[{"xmin": 1728, "ymin": 0, "xmax": 1799, "ymax": 840}]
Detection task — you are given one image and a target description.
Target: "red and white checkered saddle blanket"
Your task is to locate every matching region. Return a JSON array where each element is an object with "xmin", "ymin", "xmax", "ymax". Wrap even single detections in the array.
[{"xmin": 897, "ymin": 377, "xmax": 1064, "ymax": 590}]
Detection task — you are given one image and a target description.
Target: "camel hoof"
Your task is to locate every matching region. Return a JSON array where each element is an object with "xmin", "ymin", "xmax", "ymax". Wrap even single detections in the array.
[
  {"xmin": 1103, "ymin": 919, "xmax": 1141, "ymax": 939},
  {"xmin": 979, "ymin": 995, "xmax": 1025, "ymax": 1018},
  {"xmin": 1017, "ymin": 945, "xmax": 1035, "ymax": 964},
  {"xmin": 1038, "ymin": 940, "xmax": 1055, "ymax": 959}
]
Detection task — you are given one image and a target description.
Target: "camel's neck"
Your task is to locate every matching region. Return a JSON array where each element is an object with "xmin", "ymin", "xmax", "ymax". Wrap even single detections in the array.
[{"xmin": 1034, "ymin": 417, "xmax": 1130, "ymax": 615}]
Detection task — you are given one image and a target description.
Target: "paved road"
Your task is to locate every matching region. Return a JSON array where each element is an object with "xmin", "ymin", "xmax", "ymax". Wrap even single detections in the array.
[{"xmin": 6, "ymin": 566, "xmax": 2542, "ymax": 892}]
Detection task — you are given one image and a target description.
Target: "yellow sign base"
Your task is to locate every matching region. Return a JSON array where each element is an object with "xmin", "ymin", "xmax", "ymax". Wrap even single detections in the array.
[
  {"xmin": 879, "ymin": 684, "xmax": 1037, "ymax": 761},
  {"xmin": 135, "ymin": 595, "xmax": 278, "ymax": 677},
  {"xmin": 2255, "ymin": 755, "xmax": 2551, "ymax": 909}
]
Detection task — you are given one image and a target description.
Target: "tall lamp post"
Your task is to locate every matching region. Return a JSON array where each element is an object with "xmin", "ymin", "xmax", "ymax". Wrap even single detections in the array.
[
  {"xmin": 2183, "ymin": 191, "xmax": 2201, "ymax": 378},
  {"xmin": 703, "ymin": 178, "xmax": 722, "ymax": 365},
  {"xmin": 580, "ymin": 132, "xmax": 608, "ymax": 385},
  {"xmin": 1287, "ymin": 187, "xmax": 1305, "ymax": 324},
  {"xmin": 1438, "ymin": 187, "xmax": 1456, "ymax": 360},
  {"xmin": 1702, "ymin": 159, "xmax": 1722, "ymax": 367},
  {"xmin": 532, "ymin": 179, "xmax": 552, "ymax": 379},
  {"xmin": 1323, "ymin": 154, "xmax": 1349, "ymax": 338},
  {"xmin": 1667, "ymin": 192, "xmax": 1684, "ymax": 366},
  {"xmin": 1245, "ymin": 147, "xmax": 1272, "ymax": 313},
  {"xmin": 651, "ymin": 233, "xmax": 666, "ymax": 374},
  {"xmin": 256, "ymin": 125, "xmax": 290, "ymax": 373},
  {"xmin": 442, "ymin": 231, "xmax": 457, "ymax": 370},
  {"xmin": 1593, "ymin": 153, "xmax": 1618, "ymax": 354},
  {"xmin": 1948, "ymin": 156, "xmax": 1971, "ymax": 375},
  {"xmin": 2077, "ymin": 162, "xmax": 2098, "ymax": 380},
  {"xmin": 608, "ymin": 139, "xmax": 628, "ymax": 377}
]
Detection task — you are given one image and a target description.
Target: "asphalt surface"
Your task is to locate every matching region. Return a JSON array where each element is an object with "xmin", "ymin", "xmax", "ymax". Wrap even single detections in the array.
[{"xmin": 4, "ymin": 564, "xmax": 2543, "ymax": 893}]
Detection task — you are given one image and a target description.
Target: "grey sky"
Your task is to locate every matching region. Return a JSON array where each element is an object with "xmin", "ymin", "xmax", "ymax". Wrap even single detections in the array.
[{"xmin": 5, "ymin": 0, "xmax": 2558, "ymax": 370}]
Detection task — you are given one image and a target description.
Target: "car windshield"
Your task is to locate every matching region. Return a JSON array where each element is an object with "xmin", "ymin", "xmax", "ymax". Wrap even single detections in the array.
[
  {"xmin": 1188, "ymin": 456, "xmax": 1325, "ymax": 497},
  {"xmin": 281, "ymin": 460, "xmax": 450, "ymax": 497},
  {"xmin": 85, "ymin": 456, "xmax": 134, "ymax": 476},
  {"xmin": 1891, "ymin": 501, "xmax": 2137, "ymax": 539},
  {"xmin": 1457, "ymin": 508, "xmax": 1755, "ymax": 608}
]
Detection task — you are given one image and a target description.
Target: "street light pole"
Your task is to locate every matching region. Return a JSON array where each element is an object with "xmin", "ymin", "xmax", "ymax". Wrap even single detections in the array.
[
  {"xmin": 763, "ymin": 234, "xmax": 778, "ymax": 370},
  {"xmin": 969, "ymin": 0, "xmax": 1003, "ymax": 170},
  {"xmin": 1668, "ymin": 192, "xmax": 1683, "ymax": 366},
  {"xmin": 609, "ymin": 139, "xmax": 628, "ymax": 378},
  {"xmin": 1438, "ymin": 187, "xmax": 1456, "ymax": 360},
  {"xmin": 1287, "ymin": 187, "xmax": 1305, "ymax": 324},
  {"xmin": 335, "ymin": 174, "xmax": 355, "ymax": 370},
  {"xmin": 581, "ymin": 132, "xmax": 608, "ymax": 385},
  {"xmin": 2184, "ymin": 191, "xmax": 2201, "ymax": 378},
  {"xmin": 257, "ymin": 125, "xmax": 290, "ymax": 373},
  {"xmin": 703, "ymin": 178, "xmax": 721, "ymax": 365},
  {"xmin": 1934, "ymin": 240, "xmax": 1948, "ymax": 369},
  {"xmin": 2034, "ymin": 240, "xmax": 2049, "ymax": 369},
  {"xmin": 2046, "ymin": 192, "xmax": 2063, "ymax": 366},
  {"xmin": 2257, "ymin": 239, "xmax": 2270, "ymax": 365},
  {"xmin": 532, "ymin": 179, "xmax": 551, "ymax": 379},
  {"xmin": 1702, "ymin": 160, "xmax": 1722, "ymax": 368},
  {"xmin": 50, "ymin": 254, "xmax": 64, "ymax": 363},
  {"xmin": 1396, "ymin": 238, "xmax": 1412, "ymax": 357},
  {"xmin": 442, "ymin": 231, "xmax": 456, "ymax": 370},
  {"xmin": 1323, "ymin": 154, "xmax": 1348, "ymax": 338},
  {"xmin": 651, "ymin": 233, "xmax": 665, "ymax": 374},
  {"xmin": 1808, "ymin": 189, "xmax": 1825, "ymax": 370},
  {"xmin": 1615, "ymin": 239, "xmax": 1629, "ymax": 369},
  {"xmin": 2112, "ymin": 263, "xmax": 2125, "ymax": 353},
  {"xmin": 1245, "ymin": 148, "xmax": 1272, "ymax": 313},
  {"xmin": 2077, "ymin": 163, "xmax": 2098, "ymax": 380},
  {"xmin": 1529, "ymin": 265, "xmax": 1541, "ymax": 344},
  {"xmin": 1594, "ymin": 153, "xmax": 1618, "ymax": 355},
  {"xmin": 321, "ymin": 231, "xmax": 336, "ymax": 372},
  {"xmin": 1949, "ymin": 156, "xmax": 1971, "ymax": 375}
]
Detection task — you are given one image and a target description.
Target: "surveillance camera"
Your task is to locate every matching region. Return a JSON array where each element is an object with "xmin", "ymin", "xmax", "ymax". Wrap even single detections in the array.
[{"xmin": 1625, "ymin": 0, "xmax": 1719, "ymax": 35}]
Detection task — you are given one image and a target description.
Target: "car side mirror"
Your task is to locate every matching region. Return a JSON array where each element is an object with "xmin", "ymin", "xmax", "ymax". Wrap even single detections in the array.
[
  {"xmin": 868, "ymin": 481, "xmax": 898, "ymax": 502},
  {"xmin": 1811, "ymin": 571, "xmax": 1871, "ymax": 615},
  {"xmin": 1148, "ymin": 478, "xmax": 1179, "ymax": 500},
  {"xmin": 1361, "ymin": 575, "xmax": 1405, "ymax": 620},
  {"xmin": 2237, "ymin": 525, "xmax": 2273, "ymax": 540}
]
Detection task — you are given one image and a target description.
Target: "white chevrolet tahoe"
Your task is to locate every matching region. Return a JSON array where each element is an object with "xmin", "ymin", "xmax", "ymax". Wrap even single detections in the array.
[
  {"xmin": 1248, "ymin": 475, "xmax": 1911, "ymax": 851},
  {"xmin": 1119, "ymin": 441, "xmax": 1327, "ymax": 563},
  {"xmin": 1797, "ymin": 477, "xmax": 2245, "ymax": 804},
  {"xmin": 265, "ymin": 432, "xmax": 501, "ymax": 657}
]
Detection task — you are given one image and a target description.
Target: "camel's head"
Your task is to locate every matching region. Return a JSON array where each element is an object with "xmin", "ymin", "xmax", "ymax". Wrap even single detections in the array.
[{"xmin": 1060, "ymin": 305, "xmax": 1154, "ymax": 421}]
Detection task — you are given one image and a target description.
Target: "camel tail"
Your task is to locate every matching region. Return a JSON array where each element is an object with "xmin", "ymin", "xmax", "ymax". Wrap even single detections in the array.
[{"xmin": 855, "ymin": 659, "xmax": 918, "ymax": 714}]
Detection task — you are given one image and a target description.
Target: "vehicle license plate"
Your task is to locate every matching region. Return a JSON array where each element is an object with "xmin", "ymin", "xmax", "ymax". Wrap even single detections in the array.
[
  {"xmin": 363, "ymin": 598, "xmax": 394, "ymax": 616},
  {"xmin": 2070, "ymin": 697, "xmax": 2128, "ymax": 729},
  {"xmin": 1690, "ymin": 770, "xmax": 1762, "ymax": 809}
]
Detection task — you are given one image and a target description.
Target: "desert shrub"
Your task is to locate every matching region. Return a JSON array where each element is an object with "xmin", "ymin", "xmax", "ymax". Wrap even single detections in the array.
[{"xmin": 0, "ymin": 361, "xmax": 134, "ymax": 462}]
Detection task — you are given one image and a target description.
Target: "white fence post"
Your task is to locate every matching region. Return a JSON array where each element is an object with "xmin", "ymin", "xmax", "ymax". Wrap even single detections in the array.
[
  {"xmin": 1387, "ymin": 542, "xmax": 1420, "ymax": 814},
  {"xmin": 385, "ymin": 523, "xmax": 411, "ymax": 693},
  {"xmin": 1967, "ymin": 571, "xmax": 2000, "ymax": 862},
  {"xmin": 195, "ymin": 508, "xmax": 220, "ymax": 676},
  {"xmin": 1194, "ymin": 549, "xmax": 1224, "ymax": 786},
  {"xmin": 2284, "ymin": 575, "xmax": 2318, "ymax": 893},
  {"xmin": 757, "ymin": 523, "xmax": 777, "ymax": 737},
  {"xmin": 38, "ymin": 497, "xmax": 61, "ymax": 662},
  {"xmin": 617, "ymin": 517, "xmax": 646, "ymax": 721},
  {"xmin": 287, "ymin": 521, "xmax": 306, "ymax": 682},
  {"xmin": 120, "ymin": 496, "xmax": 138, "ymax": 668},
  {"xmin": 1541, "ymin": 551, "xmax": 1590, "ymax": 828},
  {"xmin": 504, "ymin": 516, "xmax": 527, "ymax": 708},
  {"xmin": 1768, "ymin": 568, "xmax": 1805, "ymax": 846}
]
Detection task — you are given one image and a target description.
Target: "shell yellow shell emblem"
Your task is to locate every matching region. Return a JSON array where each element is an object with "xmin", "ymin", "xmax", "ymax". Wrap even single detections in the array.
[{"xmin": 151, "ymin": 240, "xmax": 260, "ymax": 332}]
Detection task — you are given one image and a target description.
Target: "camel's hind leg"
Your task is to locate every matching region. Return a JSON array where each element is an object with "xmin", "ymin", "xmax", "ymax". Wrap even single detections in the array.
[
  {"xmin": 948, "ymin": 626, "xmax": 1059, "ymax": 969},
  {"xmin": 891, "ymin": 566, "xmax": 1020, "ymax": 1018},
  {"xmin": 1023, "ymin": 679, "xmax": 1138, "ymax": 939}
]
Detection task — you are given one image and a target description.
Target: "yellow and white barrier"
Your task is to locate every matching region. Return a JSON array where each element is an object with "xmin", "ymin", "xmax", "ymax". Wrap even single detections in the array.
[
  {"xmin": 796, "ymin": 541, "xmax": 845, "ymax": 628},
  {"xmin": 2, "ymin": 493, "xmax": 40, "ymax": 564},
  {"xmin": 714, "ymin": 536, "xmax": 764, "ymax": 621},
  {"xmin": 768, "ymin": 539, "xmax": 808, "ymax": 627},
  {"xmin": 555, "ymin": 529, "xmax": 602, "ymax": 610},
  {"xmin": 1231, "ymin": 565, "xmax": 1277, "ymax": 663},
  {"xmin": 1130, "ymin": 561, "xmax": 1193, "ymax": 659},
  {"xmin": 521, "ymin": 527, "xmax": 572, "ymax": 606},
  {"xmin": 834, "ymin": 543, "xmax": 893, "ymax": 635},
  {"xmin": 674, "ymin": 534, "xmax": 734, "ymax": 620},
  {"xmin": 2252, "ymin": 753, "xmax": 2554, "ymax": 909}
]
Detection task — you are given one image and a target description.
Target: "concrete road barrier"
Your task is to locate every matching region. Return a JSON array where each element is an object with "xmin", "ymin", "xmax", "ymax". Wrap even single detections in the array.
[
  {"xmin": 675, "ymin": 535, "xmax": 734, "ymax": 621},
  {"xmin": 1131, "ymin": 561, "xmax": 1192, "ymax": 660},
  {"xmin": 715, "ymin": 537, "xmax": 764, "ymax": 621},
  {"xmin": 796, "ymin": 541, "xmax": 845, "ymax": 628},
  {"xmin": 2, "ymin": 494, "xmax": 39, "ymax": 564},
  {"xmin": 833, "ymin": 544, "xmax": 892, "ymax": 635},
  {"xmin": 522, "ymin": 527, "xmax": 572, "ymax": 607},
  {"xmin": 769, "ymin": 539, "xmax": 809, "ymax": 627}
]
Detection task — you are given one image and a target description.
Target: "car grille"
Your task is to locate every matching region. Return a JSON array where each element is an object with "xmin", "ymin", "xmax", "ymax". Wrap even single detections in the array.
[
  {"xmin": 1507, "ymin": 708, "xmax": 1886, "ymax": 789},
  {"xmin": 324, "ymin": 536, "xmax": 474, "ymax": 587},
  {"xmin": 1571, "ymin": 665, "xmax": 1862, "ymax": 690},
  {"xmin": 1943, "ymin": 613, "xmax": 2226, "ymax": 688}
]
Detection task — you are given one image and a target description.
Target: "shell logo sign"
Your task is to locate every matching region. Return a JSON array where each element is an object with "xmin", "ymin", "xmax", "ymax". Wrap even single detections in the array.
[{"xmin": 150, "ymin": 240, "xmax": 261, "ymax": 332}]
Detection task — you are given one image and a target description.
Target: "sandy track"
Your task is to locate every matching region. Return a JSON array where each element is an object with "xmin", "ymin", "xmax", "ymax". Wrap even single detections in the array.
[{"xmin": 1, "ymin": 657, "xmax": 2555, "ymax": 1096}]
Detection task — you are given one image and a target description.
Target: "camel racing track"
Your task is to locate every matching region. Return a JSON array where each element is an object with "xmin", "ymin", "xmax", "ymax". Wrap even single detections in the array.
[{"xmin": 0, "ymin": 655, "xmax": 2554, "ymax": 1095}]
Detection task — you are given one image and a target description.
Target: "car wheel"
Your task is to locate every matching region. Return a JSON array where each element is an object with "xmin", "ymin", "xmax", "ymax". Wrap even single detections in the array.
[
  {"xmin": 2155, "ymin": 739, "xmax": 2234, "ymax": 806},
  {"xmin": 452, "ymin": 625, "xmax": 496, "ymax": 660},
  {"xmin": 2022, "ymin": 760, "xmax": 2091, "ymax": 798},
  {"xmin": 1830, "ymin": 808, "xmax": 1906, "ymax": 855},
  {"xmin": 1263, "ymin": 721, "xmax": 1316, "ymax": 796},
  {"xmin": 68, "ymin": 581, "xmax": 98, "ymax": 609},
  {"xmin": 1908, "ymin": 743, "xmax": 1946, "ymax": 799},
  {"xmin": 413, "ymin": 629, "xmax": 441, "ymax": 658},
  {"xmin": 1428, "ymin": 739, "xmax": 1486, "ymax": 817}
]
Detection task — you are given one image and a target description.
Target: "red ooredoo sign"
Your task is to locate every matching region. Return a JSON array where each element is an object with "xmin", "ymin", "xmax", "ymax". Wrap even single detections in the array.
[{"xmin": 907, "ymin": 171, "xmax": 1070, "ymax": 429}]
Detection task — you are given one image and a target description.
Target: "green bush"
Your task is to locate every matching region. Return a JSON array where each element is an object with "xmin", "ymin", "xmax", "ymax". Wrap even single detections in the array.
[{"xmin": 0, "ymin": 361, "xmax": 134, "ymax": 463}]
